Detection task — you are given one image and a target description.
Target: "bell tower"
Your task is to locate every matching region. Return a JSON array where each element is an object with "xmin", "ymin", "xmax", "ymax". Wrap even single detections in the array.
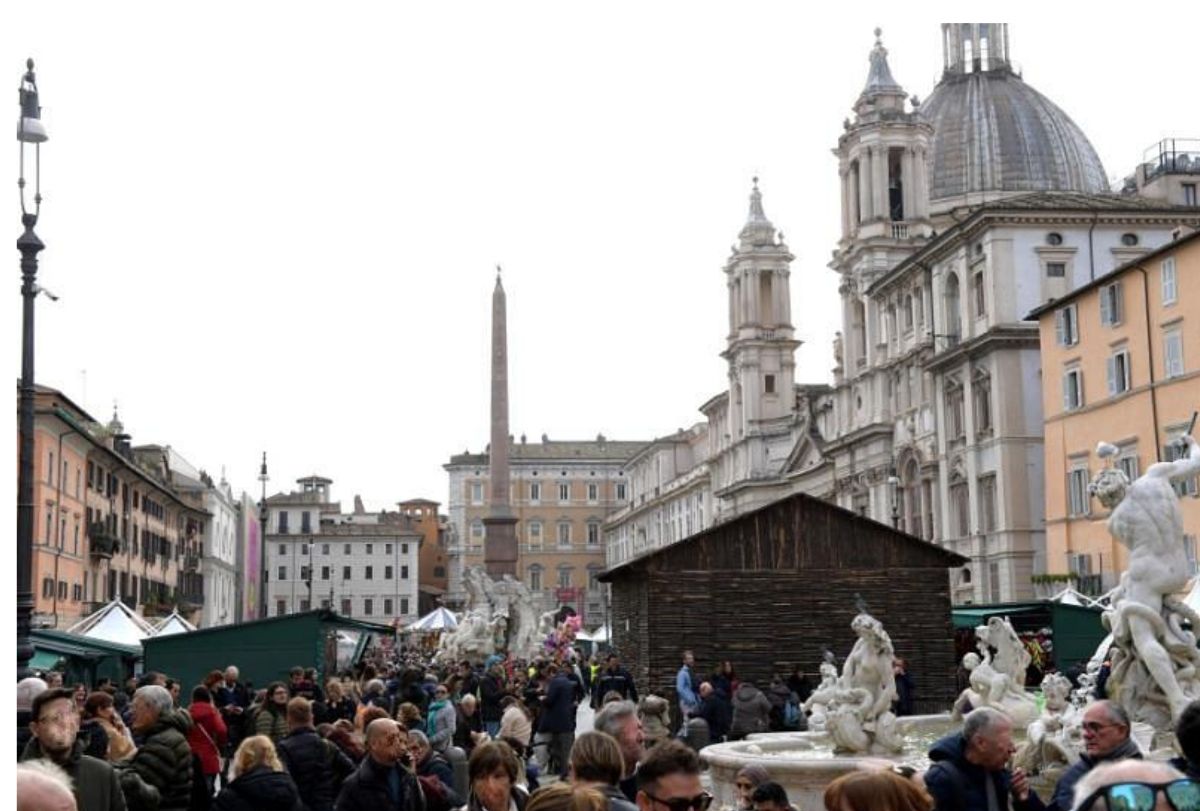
[
  {"xmin": 722, "ymin": 178, "xmax": 799, "ymax": 440},
  {"xmin": 833, "ymin": 28, "xmax": 934, "ymax": 375}
]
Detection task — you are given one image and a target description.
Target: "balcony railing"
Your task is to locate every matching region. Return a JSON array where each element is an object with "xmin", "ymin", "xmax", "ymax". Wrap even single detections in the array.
[
  {"xmin": 184, "ymin": 555, "xmax": 200, "ymax": 572},
  {"xmin": 891, "ymin": 222, "xmax": 910, "ymax": 239},
  {"xmin": 88, "ymin": 523, "xmax": 120, "ymax": 558}
]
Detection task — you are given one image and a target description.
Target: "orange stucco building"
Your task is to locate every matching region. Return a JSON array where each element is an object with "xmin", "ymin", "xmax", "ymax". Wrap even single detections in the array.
[{"xmin": 1032, "ymin": 229, "xmax": 1200, "ymax": 594}]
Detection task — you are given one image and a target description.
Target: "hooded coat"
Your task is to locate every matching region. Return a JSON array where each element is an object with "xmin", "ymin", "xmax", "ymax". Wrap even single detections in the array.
[
  {"xmin": 729, "ymin": 684, "xmax": 771, "ymax": 740},
  {"xmin": 924, "ymin": 731, "xmax": 1046, "ymax": 811},
  {"xmin": 213, "ymin": 766, "xmax": 305, "ymax": 811},
  {"xmin": 125, "ymin": 707, "xmax": 195, "ymax": 811}
]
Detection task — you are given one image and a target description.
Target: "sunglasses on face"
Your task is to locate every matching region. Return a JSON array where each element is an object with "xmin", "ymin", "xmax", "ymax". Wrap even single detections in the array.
[
  {"xmin": 1078, "ymin": 779, "xmax": 1200, "ymax": 811},
  {"xmin": 645, "ymin": 792, "xmax": 714, "ymax": 811}
]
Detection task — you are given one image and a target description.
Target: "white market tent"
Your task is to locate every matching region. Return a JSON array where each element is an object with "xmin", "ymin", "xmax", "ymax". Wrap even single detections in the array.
[
  {"xmin": 66, "ymin": 599, "xmax": 158, "ymax": 646},
  {"xmin": 153, "ymin": 610, "xmax": 197, "ymax": 636},
  {"xmin": 405, "ymin": 607, "xmax": 459, "ymax": 633}
]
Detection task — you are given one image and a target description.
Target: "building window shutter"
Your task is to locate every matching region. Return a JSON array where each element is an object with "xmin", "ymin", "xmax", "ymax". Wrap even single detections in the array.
[
  {"xmin": 1055, "ymin": 309, "xmax": 1066, "ymax": 345},
  {"xmin": 1100, "ymin": 287, "xmax": 1112, "ymax": 326},
  {"xmin": 1106, "ymin": 356, "xmax": 1117, "ymax": 395},
  {"xmin": 1112, "ymin": 281, "xmax": 1123, "ymax": 324}
]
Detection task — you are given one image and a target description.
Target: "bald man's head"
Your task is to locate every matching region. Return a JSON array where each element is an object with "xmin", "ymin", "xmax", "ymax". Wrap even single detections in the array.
[
  {"xmin": 18, "ymin": 761, "xmax": 75, "ymax": 811},
  {"xmin": 365, "ymin": 718, "xmax": 406, "ymax": 765}
]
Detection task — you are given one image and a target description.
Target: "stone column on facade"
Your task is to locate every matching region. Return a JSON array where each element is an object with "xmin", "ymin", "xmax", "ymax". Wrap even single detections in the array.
[
  {"xmin": 748, "ymin": 267, "xmax": 761, "ymax": 326},
  {"xmin": 873, "ymin": 146, "xmax": 889, "ymax": 222},
  {"xmin": 857, "ymin": 151, "xmax": 872, "ymax": 223},
  {"xmin": 901, "ymin": 148, "xmax": 915, "ymax": 223},
  {"xmin": 727, "ymin": 277, "xmax": 736, "ymax": 336},
  {"xmin": 914, "ymin": 147, "xmax": 929, "ymax": 220},
  {"xmin": 840, "ymin": 169, "xmax": 852, "ymax": 237}
]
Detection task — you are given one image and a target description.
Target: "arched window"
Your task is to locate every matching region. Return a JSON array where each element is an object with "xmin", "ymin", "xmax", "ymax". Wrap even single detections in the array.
[{"xmin": 903, "ymin": 458, "xmax": 922, "ymax": 538}]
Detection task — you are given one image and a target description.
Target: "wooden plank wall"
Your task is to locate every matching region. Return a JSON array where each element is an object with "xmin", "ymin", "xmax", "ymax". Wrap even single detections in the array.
[{"xmin": 613, "ymin": 569, "xmax": 957, "ymax": 716}]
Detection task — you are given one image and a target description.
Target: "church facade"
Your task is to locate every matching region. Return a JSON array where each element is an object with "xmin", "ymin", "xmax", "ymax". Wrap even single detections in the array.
[{"xmin": 604, "ymin": 24, "xmax": 1200, "ymax": 604}]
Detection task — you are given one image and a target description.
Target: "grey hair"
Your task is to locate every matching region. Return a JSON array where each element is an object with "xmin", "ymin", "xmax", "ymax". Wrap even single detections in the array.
[
  {"xmin": 134, "ymin": 685, "xmax": 174, "ymax": 717},
  {"xmin": 1093, "ymin": 700, "xmax": 1131, "ymax": 730},
  {"xmin": 366, "ymin": 678, "xmax": 385, "ymax": 694},
  {"xmin": 460, "ymin": 693, "xmax": 477, "ymax": 706},
  {"xmin": 408, "ymin": 730, "xmax": 429, "ymax": 749},
  {"xmin": 594, "ymin": 700, "xmax": 637, "ymax": 738},
  {"xmin": 962, "ymin": 707, "xmax": 1011, "ymax": 745},
  {"xmin": 17, "ymin": 760, "xmax": 75, "ymax": 809},
  {"xmin": 1072, "ymin": 759, "xmax": 1182, "ymax": 811},
  {"xmin": 16, "ymin": 677, "xmax": 47, "ymax": 712}
]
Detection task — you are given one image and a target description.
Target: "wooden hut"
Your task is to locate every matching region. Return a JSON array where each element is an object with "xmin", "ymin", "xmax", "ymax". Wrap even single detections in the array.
[{"xmin": 600, "ymin": 492, "xmax": 967, "ymax": 714}]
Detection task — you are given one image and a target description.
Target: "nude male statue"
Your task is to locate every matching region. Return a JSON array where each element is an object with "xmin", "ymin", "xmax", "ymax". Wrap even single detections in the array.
[{"xmin": 1091, "ymin": 433, "xmax": 1200, "ymax": 718}]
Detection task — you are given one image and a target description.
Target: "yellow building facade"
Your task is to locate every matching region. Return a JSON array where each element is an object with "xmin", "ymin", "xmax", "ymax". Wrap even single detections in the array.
[{"xmin": 1034, "ymin": 230, "xmax": 1200, "ymax": 594}]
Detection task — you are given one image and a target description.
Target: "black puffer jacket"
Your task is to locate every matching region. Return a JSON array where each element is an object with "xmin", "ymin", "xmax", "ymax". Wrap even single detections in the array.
[
  {"xmin": 335, "ymin": 756, "xmax": 426, "ymax": 811},
  {"xmin": 214, "ymin": 766, "xmax": 305, "ymax": 811},
  {"xmin": 126, "ymin": 708, "xmax": 195, "ymax": 811},
  {"xmin": 277, "ymin": 727, "xmax": 355, "ymax": 811}
]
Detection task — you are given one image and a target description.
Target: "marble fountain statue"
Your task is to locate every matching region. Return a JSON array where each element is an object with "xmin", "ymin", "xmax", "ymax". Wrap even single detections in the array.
[
  {"xmin": 702, "ymin": 433, "xmax": 1200, "ymax": 809},
  {"xmin": 434, "ymin": 565, "xmax": 544, "ymax": 663}
]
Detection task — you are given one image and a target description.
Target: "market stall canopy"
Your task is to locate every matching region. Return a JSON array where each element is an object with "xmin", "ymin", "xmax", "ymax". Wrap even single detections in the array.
[
  {"xmin": 66, "ymin": 599, "xmax": 158, "ymax": 646},
  {"xmin": 406, "ymin": 607, "xmax": 458, "ymax": 632},
  {"xmin": 31, "ymin": 629, "xmax": 142, "ymax": 686},
  {"xmin": 153, "ymin": 610, "xmax": 197, "ymax": 636}
]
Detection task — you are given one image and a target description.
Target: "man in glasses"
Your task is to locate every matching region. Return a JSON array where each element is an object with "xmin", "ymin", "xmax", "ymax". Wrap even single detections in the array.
[
  {"xmin": 20, "ymin": 687, "xmax": 126, "ymax": 811},
  {"xmin": 1073, "ymin": 759, "xmax": 1195, "ymax": 811},
  {"xmin": 1051, "ymin": 701, "xmax": 1141, "ymax": 810},
  {"xmin": 635, "ymin": 739, "xmax": 711, "ymax": 811}
]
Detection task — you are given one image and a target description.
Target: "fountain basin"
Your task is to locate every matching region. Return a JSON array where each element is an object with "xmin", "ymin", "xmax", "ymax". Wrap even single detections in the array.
[{"xmin": 700, "ymin": 714, "xmax": 956, "ymax": 811}]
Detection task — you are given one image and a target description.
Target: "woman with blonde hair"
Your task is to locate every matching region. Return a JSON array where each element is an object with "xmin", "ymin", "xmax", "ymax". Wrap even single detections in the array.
[
  {"xmin": 568, "ymin": 731, "xmax": 638, "ymax": 811},
  {"xmin": 525, "ymin": 783, "xmax": 608, "ymax": 811},
  {"xmin": 823, "ymin": 769, "xmax": 933, "ymax": 811},
  {"xmin": 213, "ymin": 735, "xmax": 304, "ymax": 811}
]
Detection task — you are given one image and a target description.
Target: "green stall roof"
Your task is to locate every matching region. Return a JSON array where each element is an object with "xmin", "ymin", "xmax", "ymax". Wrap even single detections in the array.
[
  {"xmin": 31, "ymin": 629, "xmax": 142, "ymax": 686},
  {"xmin": 142, "ymin": 610, "xmax": 394, "ymax": 694},
  {"xmin": 952, "ymin": 601, "xmax": 1106, "ymax": 668}
]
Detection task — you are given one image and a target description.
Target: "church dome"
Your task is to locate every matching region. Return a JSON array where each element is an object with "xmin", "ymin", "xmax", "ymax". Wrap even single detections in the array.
[{"xmin": 922, "ymin": 25, "xmax": 1109, "ymax": 202}]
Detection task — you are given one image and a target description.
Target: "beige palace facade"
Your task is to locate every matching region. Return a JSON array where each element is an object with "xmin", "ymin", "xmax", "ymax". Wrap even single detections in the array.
[
  {"xmin": 445, "ymin": 437, "xmax": 644, "ymax": 625},
  {"xmin": 1033, "ymin": 229, "xmax": 1200, "ymax": 594}
]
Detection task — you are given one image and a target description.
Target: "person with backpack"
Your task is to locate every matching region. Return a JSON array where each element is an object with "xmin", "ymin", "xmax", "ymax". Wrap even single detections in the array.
[{"xmin": 276, "ymin": 698, "xmax": 355, "ymax": 811}]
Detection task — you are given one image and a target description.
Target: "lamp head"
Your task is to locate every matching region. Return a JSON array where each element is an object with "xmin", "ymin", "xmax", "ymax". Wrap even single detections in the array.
[{"xmin": 17, "ymin": 58, "xmax": 47, "ymax": 144}]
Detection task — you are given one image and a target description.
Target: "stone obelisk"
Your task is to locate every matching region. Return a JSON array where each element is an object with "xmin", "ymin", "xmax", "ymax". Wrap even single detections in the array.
[{"xmin": 483, "ymin": 268, "xmax": 519, "ymax": 578}]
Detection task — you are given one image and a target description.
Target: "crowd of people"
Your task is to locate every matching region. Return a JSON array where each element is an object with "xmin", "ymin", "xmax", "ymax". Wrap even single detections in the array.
[
  {"xmin": 16, "ymin": 644, "xmax": 1200, "ymax": 811},
  {"xmin": 13, "ymin": 644, "xmax": 670, "ymax": 811}
]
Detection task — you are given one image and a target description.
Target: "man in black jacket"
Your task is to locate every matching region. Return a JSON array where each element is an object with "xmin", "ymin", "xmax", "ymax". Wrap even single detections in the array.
[
  {"xmin": 124, "ymin": 685, "xmax": 194, "ymax": 811},
  {"xmin": 539, "ymin": 665, "xmax": 578, "ymax": 779},
  {"xmin": 591, "ymin": 654, "xmax": 638, "ymax": 709},
  {"xmin": 479, "ymin": 663, "xmax": 506, "ymax": 739},
  {"xmin": 20, "ymin": 688, "xmax": 126, "ymax": 811},
  {"xmin": 278, "ymin": 697, "xmax": 355, "ymax": 811},
  {"xmin": 336, "ymin": 719, "xmax": 425, "ymax": 811}
]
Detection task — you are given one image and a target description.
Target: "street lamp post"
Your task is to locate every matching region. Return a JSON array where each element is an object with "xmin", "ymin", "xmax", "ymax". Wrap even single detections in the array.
[
  {"xmin": 258, "ymin": 452, "xmax": 269, "ymax": 619},
  {"xmin": 16, "ymin": 58, "xmax": 48, "ymax": 680}
]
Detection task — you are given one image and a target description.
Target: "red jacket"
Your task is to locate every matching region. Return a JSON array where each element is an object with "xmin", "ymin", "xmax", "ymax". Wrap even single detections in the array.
[{"xmin": 187, "ymin": 700, "xmax": 228, "ymax": 775}]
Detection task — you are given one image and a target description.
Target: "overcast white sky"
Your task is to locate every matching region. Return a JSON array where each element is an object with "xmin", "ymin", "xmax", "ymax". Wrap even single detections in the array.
[{"xmin": 3, "ymin": 4, "xmax": 1197, "ymax": 513}]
